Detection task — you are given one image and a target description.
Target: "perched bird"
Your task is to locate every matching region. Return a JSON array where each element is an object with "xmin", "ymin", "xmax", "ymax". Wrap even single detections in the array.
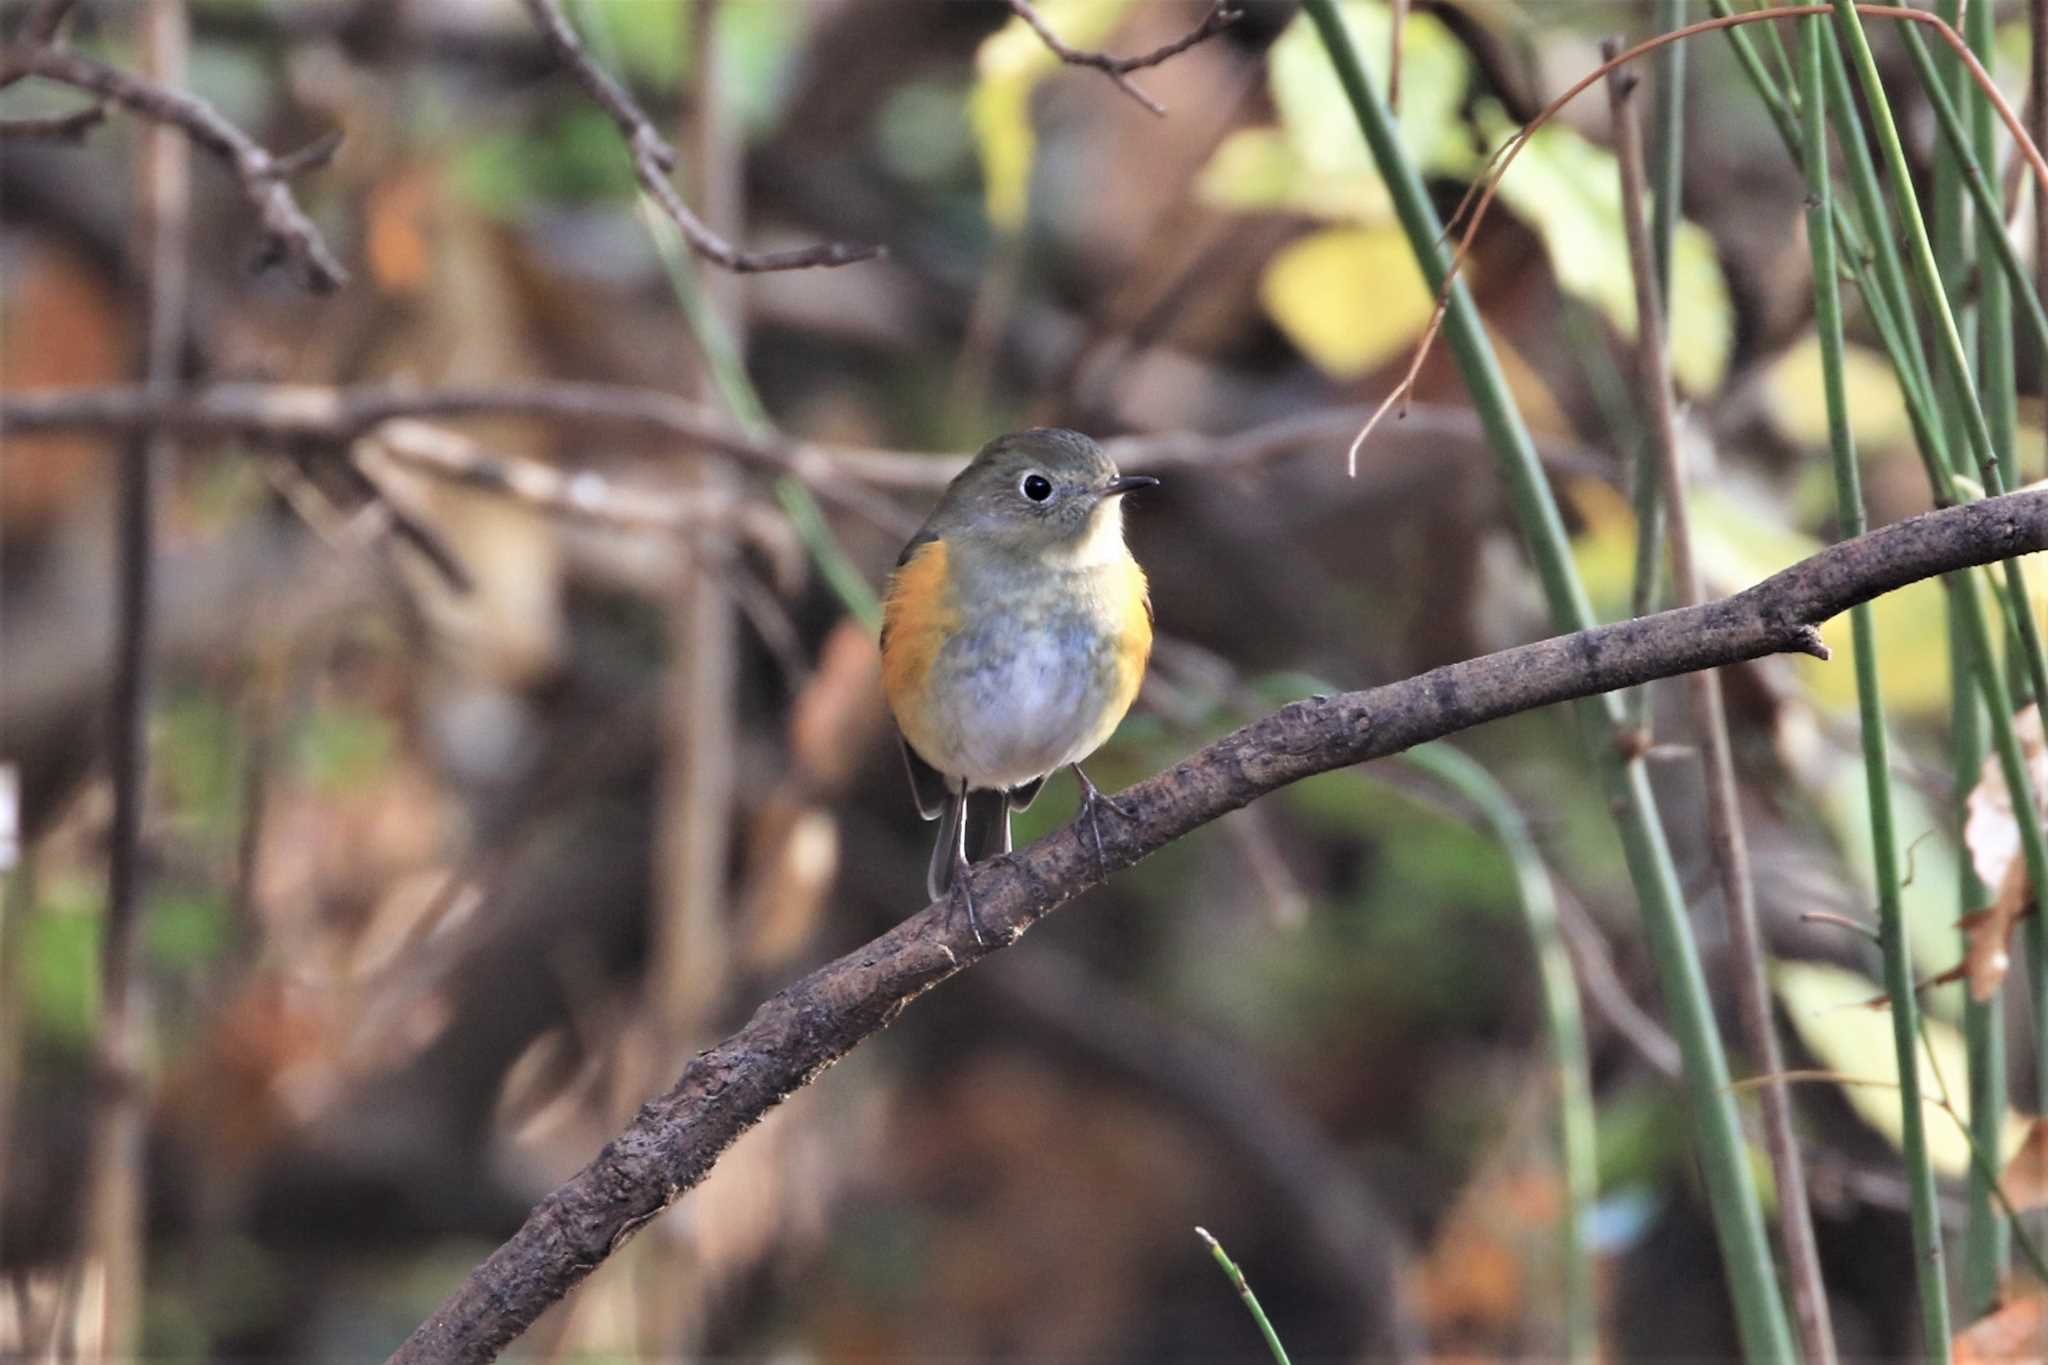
[{"xmin": 880, "ymin": 428, "xmax": 1157, "ymax": 941}]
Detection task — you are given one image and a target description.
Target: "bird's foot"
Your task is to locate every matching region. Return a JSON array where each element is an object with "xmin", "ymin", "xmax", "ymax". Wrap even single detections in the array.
[
  {"xmin": 946, "ymin": 843, "xmax": 986, "ymax": 947},
  {"xmin": 1072, "ymin": 764, "xmax": 1136, "ymax": 880}
]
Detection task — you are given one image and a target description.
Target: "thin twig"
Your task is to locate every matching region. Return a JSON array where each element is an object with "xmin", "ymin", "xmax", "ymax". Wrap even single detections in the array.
[
  {"xmin": 517, "ymin": 0, "xmax": 876, "ymax": 272},
  {"xmin": 386, "ymin": 488, "xmax": 2048, "ymax": 1363},
  {"xmin": 81, "ymin": 3, "xmax": 189, "ymax": 1357},
  {"xmin": 0, "ymin": 41, "xmax": 346, "ymax": 290},
  {"xmin": 0, "ymin": 101, "xmax": 102, "ymax": 140},
  {"xmin": 1005, "ymin": 0, "xmax": 1240, "ymax": 117},
  {"xmin": 1605, "ymin": 47, "xmax": 1836, "ymax": 1364},
  {"xmin": 1388, "ymin": 0, "xmax": 1408, "ymax": 112},
  {"xmin": 0, "ymin": 382, "xmax": 1614, "ymax": 517}
]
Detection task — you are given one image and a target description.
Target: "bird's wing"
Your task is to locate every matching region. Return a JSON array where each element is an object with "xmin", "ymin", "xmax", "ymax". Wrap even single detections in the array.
[{"xmin": 898, "ymin": 732, "xmax": 951, "ymax": 822}]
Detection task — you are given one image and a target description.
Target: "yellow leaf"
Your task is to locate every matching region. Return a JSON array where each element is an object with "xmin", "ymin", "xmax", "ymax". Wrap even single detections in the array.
[
  {"xmin": 968, "ymin": 0, "xmax": 1137, "ymax": 233},
  {"xmin": 1267, "ymin": 1, "xmax": 1475, "ymax": 181},
  {"xmin": 1760, "ymin": 336, "xmax": 1913, "ymax": 452},
  {"xmin": 1258, "ymin": 225, "xmax": 1441, "ymax": 380},
  {"xmin": 1565, "ymin": 477, "xmax": 1640, "ymax": 621},
  {"xmin": 1774, "ymin": 960, "xmax": 2027, "ymax": 1178},
  {"xmin": 1474, "ymin": 101, "xmax": 1733, "ymax": 395},
  {"xmin": 1195, "ymin": 127, "xmax": 1392, "ymax": 222},
  {"xmin": 1797, "ymin": 576, "xmax": 1952, "ymax": 716}
]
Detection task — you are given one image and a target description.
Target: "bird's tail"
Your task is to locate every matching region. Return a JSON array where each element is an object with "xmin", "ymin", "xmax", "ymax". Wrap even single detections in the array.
[{"xmin": 928, "ymin": 787, "xmax": 1012, "ymax": 900}]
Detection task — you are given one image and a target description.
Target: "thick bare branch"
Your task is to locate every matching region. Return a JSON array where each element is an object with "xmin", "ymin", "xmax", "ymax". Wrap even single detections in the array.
[
  {"xmin": 1006, "ymin": 0, "xmax": 1241, "ymax": 116},
  {"xmin": 518, "ymin": 0, "xmax": 877, "ymax": 273},
  {"xmin": 386, "ymin": 488, "xmax": 2048, "ymax": 1363},
  {"xmin": 0, "ymin": 42, "xmax": 347, "ymax": 290}
]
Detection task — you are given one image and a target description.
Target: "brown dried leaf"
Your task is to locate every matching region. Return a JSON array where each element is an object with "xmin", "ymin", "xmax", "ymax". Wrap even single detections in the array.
[
  {"xmin": 1960, "ymin": 705, "xmax": 2048, "ymax": 1001},
  {"xmin": 789, "ymin": 620, "xmax": 883, "ymax": 792},
  {"xmin": 2000, "ymin": 1118, "xmax": 2048, "ymax": 1214},
  {"xmin": 1954, "ymin": 1293, "xmax": 2047, "ymax": 1364}
]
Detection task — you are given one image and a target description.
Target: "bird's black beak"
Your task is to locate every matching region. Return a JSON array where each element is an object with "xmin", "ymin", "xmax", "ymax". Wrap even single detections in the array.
[{"xmin": 1103, "ymin": 474, "xmax": 1160, "ymax": 497}]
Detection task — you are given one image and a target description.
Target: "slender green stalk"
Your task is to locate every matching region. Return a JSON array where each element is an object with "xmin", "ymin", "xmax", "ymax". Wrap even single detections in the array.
[
  {"xmin": 1800, "ymin": 21, "xmax": 1951, "ymax": 1359},
  {"xmin": 1816, "ymin": 34, "xmax": 1937, "ymax": 420},
  {"xmin": 1611, "ymin": 47, "xmax": 1835, "ymax": 1361},
  {"xmin": 1399, "ymin": 744, "xmax": 1596, "ymax": 1364},
  {"xmin": 1954, "ymin": 627, "xmax": 2010, "ymax": 1315},
  {"xmin": 1895, "ymin": 25, "xmax": 2048, "ymax": 365},
  {"xmin": 1959, "ymin": 0, "xmax": 2018, "ymax": 1319},
  {"xmin": 1828, "ymin": 4, "xmax": 2048, "ymax": 1119},
  {"xmin": 1196, "ymin": 1228, "xmax": 1293, "ymax": 1365},
  {"xmin": 1650, "ymin": 0, "xmax": 1688, "ymax": 307},
  {"xmin": 1298, "ymin": 4, "xmax": 1795, "ymax": 1358},
  {"xmin": 1628, "ymin": 0, "xmax": 1690, "ymax": 700},
  {"xmin": 638, "ymin": 127, "xmax": 883, "ymax": 632},
  {"xmin": 1749, "ymin": 0, "xmax": 1802, "ymax": 104}
]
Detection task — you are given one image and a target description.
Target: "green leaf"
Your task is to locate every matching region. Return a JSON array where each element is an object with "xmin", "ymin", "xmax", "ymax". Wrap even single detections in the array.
[
  {"xmin": 1761, "ymin": 335, "xmax": 1913, "ymax": 453},
  {"xmin": 149, "ymin": 892, "xmax": 233, "ymax": 973},
  {"xmin": 23, "ymin": 878, "xmax": 100, "ymax": 1046},
  {"xmin": 291, "ymin": 703, "xmax": 396, "ymax": 793},
  {"xmin": 1774, "ymin": 960, "xmax": 2025, "ymax": 1178}
]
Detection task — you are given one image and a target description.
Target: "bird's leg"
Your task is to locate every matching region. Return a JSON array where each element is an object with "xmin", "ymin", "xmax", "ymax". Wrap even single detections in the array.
[
  {"xmin": 946, "ymin": 788, "xmax": 986, "ymax": 947},
  {"xmin": 1071, "ymin": 763, "xmax": 1137, "ymax": 879}
]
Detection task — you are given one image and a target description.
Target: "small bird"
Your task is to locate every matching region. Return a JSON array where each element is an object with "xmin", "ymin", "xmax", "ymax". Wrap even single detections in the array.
[{"xmin": 880, "ymin": 428, "xmax": 1157, "ymax": 942}]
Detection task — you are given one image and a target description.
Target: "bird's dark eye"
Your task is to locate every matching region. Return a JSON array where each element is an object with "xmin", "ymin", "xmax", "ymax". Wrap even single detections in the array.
[{"xmin": 1021, "ymin": 473, "xmax": 1053, "ymax": 503}]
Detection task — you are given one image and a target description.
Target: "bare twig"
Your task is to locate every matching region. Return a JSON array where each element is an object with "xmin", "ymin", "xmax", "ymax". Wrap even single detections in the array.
[
  {"xmin": 80, "ymin": 4, "xmax": 189, "ymax": 1357},
  {"xmin": 0, "ymin": 383, "xmax": 1611, "ymax": 495},
  {"xmin": 0, "ymin": 41, "xmax": 346, "ymax": 290},
  {"xmin": 1606, "ymin": 48, "xmax": 1837, "ymax": 1365},
  {"xmin": 386, "ymin": 488, "xmax": 2048, "ymax": 1363},
  {"xmin": 1005, "ymin": 0, "xmax": 1239, "ymax": 117},
  {"xmin": 517, "ymin": 0, "xmax": 876, "ymax": 273},
  {"xmin": 0, "ymin": 0, "xmax": 76, "ymax": 87},
  {"xmin": 0, "ymin": 380, "xmax": 918, "ymax": 530},
  {"xmin": 0, "ymin": 101, "xmax": 101, "ymax": 140},
  {"xmin": 1388, "ymin": 0, "xmax": 1408, "ymax": 112}
]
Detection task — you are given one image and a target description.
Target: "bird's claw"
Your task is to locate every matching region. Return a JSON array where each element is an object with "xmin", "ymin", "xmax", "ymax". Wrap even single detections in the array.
[
  {"xmin": 1072, "ymin": 764, "xmax": 1135, "ymax": 879},
  {"xmin": 947, "ymin": 845, "xmax": 986, "ymax": 947}
]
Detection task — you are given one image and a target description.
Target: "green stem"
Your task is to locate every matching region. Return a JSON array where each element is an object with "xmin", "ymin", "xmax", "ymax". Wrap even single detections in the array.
[
  {"xmin": 1896, "ymin": 24, "xmax": 2048, "ymax": 372},
  {"xmin": 1399, "ymin": 744, "xmax": 1597, "ymax": 1365},
  {"xmin": 1800, "ymin": 20, "xmax": 1951, "ymax": 1359},
  {"xmin": 1650, "ymin": 0, "xmax": 1688, "ymax": 308},
  {"xmin": 1298, "ymin": 4, "xmax": 1795, "ymax": 1358},
  {"xmin": 1959, "ymin": 0, "xmax": 2020, "ymax": 1316},
  {"xmin": 1953, "ymin": 625, "xmax": 2010, "ymax": 1315},
  {"xmin": 1827, "ymin": 1, "xmax": 2048, "ymax": 1137},
  {"xmin": 1196, "ymin": 1228, "xmax": 1293, "ymax": 1365}
]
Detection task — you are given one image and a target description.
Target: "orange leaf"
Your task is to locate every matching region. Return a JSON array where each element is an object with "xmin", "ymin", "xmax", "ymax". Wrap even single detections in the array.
[
  {"xmin": 1954, "ymin": 1293, "xmax": 2047, "ymax": 1363},
  {"xmin": 2000, "ymin": 1119, "xmax": 2048, "ymax": 1214}
]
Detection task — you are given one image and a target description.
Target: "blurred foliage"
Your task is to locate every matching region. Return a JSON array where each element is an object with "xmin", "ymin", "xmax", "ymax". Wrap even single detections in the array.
[
  {"xmin": 5, "ymin": 0, "xmax": 2043, "ymax": 1357},
  {"xmin": 1774, "ymin": 961, "xmax": 2027, "ymax": 1179}
]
